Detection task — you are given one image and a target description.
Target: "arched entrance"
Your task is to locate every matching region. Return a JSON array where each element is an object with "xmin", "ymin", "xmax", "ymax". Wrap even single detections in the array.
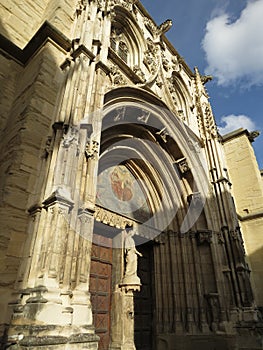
[{"xmin": 90, "ymin": 87, "xmax": 210, "ymax": 349}]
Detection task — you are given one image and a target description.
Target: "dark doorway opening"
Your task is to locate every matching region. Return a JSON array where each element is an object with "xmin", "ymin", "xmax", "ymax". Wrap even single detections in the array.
[{"xmin": 134, "ymin": 241, "xmax": 154, "ymax": 350}]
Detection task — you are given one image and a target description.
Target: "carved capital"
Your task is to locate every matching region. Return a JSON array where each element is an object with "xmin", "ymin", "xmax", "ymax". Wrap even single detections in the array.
[{"xmin": 43, "ymin": 186, "xmax": 74, "ymax": 211}]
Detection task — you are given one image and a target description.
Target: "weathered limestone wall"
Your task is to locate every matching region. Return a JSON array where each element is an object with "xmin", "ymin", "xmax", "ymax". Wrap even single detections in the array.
[
  {"xmin": 223, "ymin": 129, "xmax": 263, "ymax": 307},
  {"xmin": 0, "ymin": 42, "xmax": 66, "ymax": 325},
  {"xmin": 0, "ymin": 0, "xmax": 76, "ymax": 47}
]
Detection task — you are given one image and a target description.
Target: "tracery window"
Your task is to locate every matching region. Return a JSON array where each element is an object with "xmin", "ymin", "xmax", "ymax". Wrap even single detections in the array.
[
  {"xmin": 118, "ymin": 41, "xmax": 128, "ymax": 63},
  {"xmin": 110, "ymin": 28, "xmax": 129, "ymax": 64}
]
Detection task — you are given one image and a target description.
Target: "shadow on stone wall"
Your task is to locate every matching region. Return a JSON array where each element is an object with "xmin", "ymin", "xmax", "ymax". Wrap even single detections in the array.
[
  {"xmin": 247, "ymin": 244, "xmax": 263, "ymax": 310},
  {"xmin": 0, "ymin": 18, "xmax": 67, "ymax": 339}
]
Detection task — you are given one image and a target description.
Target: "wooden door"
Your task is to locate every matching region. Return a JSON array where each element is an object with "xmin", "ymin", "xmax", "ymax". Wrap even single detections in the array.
[{"xmin": 90, "ymin": 234, "xmax": 112, "ymax": 350}]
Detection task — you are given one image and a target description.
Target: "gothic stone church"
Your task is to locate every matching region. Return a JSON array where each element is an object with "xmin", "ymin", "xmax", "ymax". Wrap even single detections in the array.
[{"xmin": 0, "ymin": 1, "xmax": 263, "ymax": 349}]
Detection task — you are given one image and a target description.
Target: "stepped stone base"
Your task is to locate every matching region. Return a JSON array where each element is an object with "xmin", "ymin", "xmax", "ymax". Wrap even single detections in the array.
[{"xmin": 1, "ymin": 325, "xmax": 99, "ymax": 350}]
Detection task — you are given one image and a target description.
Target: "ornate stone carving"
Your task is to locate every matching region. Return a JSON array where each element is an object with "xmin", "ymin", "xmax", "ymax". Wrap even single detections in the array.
[
  {"xmin": 161, "ymin": 52, "xmax": 170, "ymax": 71},
  {"xmin": 144, "ymin": 18, "xmax": 172, "ymax": 38},
  {"xmin": 85, "ymin": 139, "xmax": 99, "ymax": 160},
  {"xmin": 156, "ymin": 78, "xmax": 163, "ymax": 88},
  {"xmin": 122, "ymin": 228, "xmax": 142, "ymax": 285},
  {"xmin": 144, "ymin": 17, "xmax": 157, "ymax": 36},
  {"xmin": 196, "ymin": 230, "xmax": 212, "ymax": 245},
  {"xmin": 110, "ymin": 65, "xmax": 127, "ymax": 86},
  {"xmin": 137, "ymin": 111, "xmax": 150, "ymax": 124},
  {"xmin": 156, "ymin": 19, "xmax": 172, "ymax": 37},
  {"xmin": 113, "ymin": 106, "xmax": 126, "ymax": 121},
  {"xmin": 217, "ymin": 229, "xmax": 225, "ymax": 244},
  {"xmin": 177, "ymin": 109, "xmax": 186, "ymax": 121},
  {"xmin": 76, "ymin": 0, "xmax": 87, "ymax": 16},
  {"xmin": 133, "ymin": 65, "xmax": 145, "ymax": 82},
  {"xmin": 172, "ymin": 56, "xmax": 181, "ymax": 72},
  {"xmin": 201, "ymin": 74, "xmax": 213, "ymax": 84},
  {"xmin": 202, "ymin": 102, "xmax": 218, "ymax": 137},
  {"xmin": 108, "ymin": 0, "xmax": 136, "ymax": 12},
  {"xmin": 205, "ymin": 293, "xmax": 221, "ymax": 332},
  {"xmin": 94, "ymin": 206, "xmax": 133, "ymax": 229},
  {"xmin": 248, "ymin": 130, "xmax": 260, "ymax": 142},
  {"xmin": 175, "ymin": 157, "xmax": 190, "ymax": 175},
  {"xmin": 42, "ymin": 136, "xmax": 53, "ymax": 159},
  {"xmin": 62, "ymin": 126, "xmax": 79, "ymax": 149},
  {"xmin": 143, "ymin": 38, "xmax": 158, "ymax": 74}
]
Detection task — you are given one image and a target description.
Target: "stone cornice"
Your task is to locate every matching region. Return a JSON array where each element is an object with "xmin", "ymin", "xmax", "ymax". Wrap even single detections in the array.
[
  {"xmin": 221, "ymin": 128, "xmax": 260, "ymax": 144},
  {"xmin": 0, "ymin": 21, "xmax": 71, "ymax": 66},
  {"xmin": 237, "ymin": 210, "xmax": 263, "ymax": 222},
  {"xmin": 71, "ymin": 45, "xmax": 95, "ymax": 61}
]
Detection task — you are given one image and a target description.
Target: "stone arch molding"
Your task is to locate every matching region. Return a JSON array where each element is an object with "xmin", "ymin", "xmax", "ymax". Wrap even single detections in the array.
[
  {"xmin": 91, "ymin": 87, "xmax": 211, "ymax": 243},
  {"xmin": 110, "ymin": 5, "xmax": 146, "ymax": 67}
]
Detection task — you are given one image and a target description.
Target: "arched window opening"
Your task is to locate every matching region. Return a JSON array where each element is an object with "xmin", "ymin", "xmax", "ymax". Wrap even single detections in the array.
[
  {"xmin": 110, "ymin": 36, "xmax": 117, "ymax": 51},
  {"xmin": 110, "ymin": 28, "xmax": 130, "ymax": 64},
  {"xmin": 118, "ymin": 41, "xmax": 128, "ymax": 63}
]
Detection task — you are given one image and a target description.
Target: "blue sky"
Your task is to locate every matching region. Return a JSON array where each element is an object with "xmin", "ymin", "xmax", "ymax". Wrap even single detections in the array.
[{"xmin": 140, "ymin": 0, "xmax": 263, "ymax": 169}]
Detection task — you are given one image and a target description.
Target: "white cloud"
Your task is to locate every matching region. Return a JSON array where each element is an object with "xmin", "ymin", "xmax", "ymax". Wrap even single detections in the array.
[
  {"xmin": 202, "ymin": 0, "xmax": 263, "ymax": 87},
  {"xmin": 218, "ymin": 114, "xmax": 256, "ymax": 135}
]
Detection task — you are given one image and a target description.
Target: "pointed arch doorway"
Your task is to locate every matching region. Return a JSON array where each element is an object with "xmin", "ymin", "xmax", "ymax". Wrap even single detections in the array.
[{"xmin": 90, "ymin": 87, "xmax": 208, "ymax": 349}]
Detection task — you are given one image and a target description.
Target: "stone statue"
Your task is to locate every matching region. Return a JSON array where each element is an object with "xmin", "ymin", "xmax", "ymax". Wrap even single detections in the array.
[{"xmin": 122, "ymin": 228, "xmax": 142, "ymax": 285}]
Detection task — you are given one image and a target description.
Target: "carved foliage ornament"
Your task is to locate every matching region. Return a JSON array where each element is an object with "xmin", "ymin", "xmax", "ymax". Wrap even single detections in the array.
[
  {"xmin": 133, "ymin": 65, "xmax": 145, "ymax": 82},
  {"xmin": 109, "ymin": 65, "xmax": 127, "ymax": 86},
  {"xmin": 95, "ymin": 206, "xmax": 133, "ymax": 229},
  {"xmin": 108, "ymin": 0, "xmax": 137, "ymax": 12},
  {"xmin": 85, "ymin": 139, "xmax": 99, "ymax": 160},
  {"xmin": 144, "ymin": 38, "xmax": 158, "ymax": 74},
  {"xmin": 202, "ymin": 102, "xmax": 218, "ymax": 137}
]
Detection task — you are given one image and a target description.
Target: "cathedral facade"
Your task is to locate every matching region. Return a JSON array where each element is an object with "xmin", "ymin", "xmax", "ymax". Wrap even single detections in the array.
[{"xmin": 0, "ymin": 0, "xmax": 262, "ymax": 349}]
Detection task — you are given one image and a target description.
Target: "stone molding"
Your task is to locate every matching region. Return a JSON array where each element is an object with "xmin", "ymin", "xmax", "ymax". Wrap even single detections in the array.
[
  {"xmin": 0, "ymin": 21, "xmax": 71, "ymax": 65},
  {"xmin": 94, "ymin": 205, "xmax": 133, "ymax": 229}
]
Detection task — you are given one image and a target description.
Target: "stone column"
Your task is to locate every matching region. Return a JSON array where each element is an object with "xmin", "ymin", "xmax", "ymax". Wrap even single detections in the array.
[{"xmin": 6, "ymin": 121, "xmax": 99, "ymax": 349}]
